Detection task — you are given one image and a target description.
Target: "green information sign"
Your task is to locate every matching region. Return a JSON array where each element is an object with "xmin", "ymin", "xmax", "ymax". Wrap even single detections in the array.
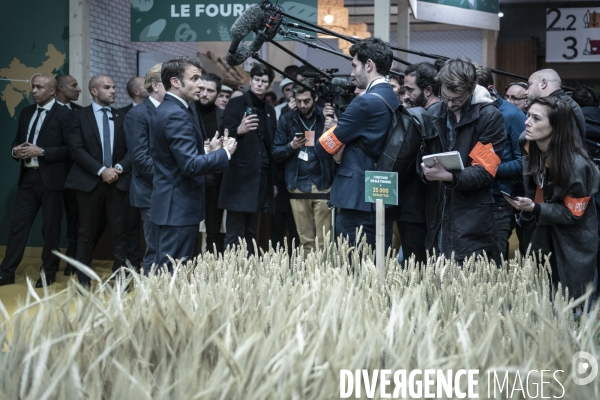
[
  {"xmin": 130, "ymin": 0, "xmax": 318, "ymax": 42},
  {"xmin": 365, "ymin": 171, "xmax": 398, "ymax": 206}
]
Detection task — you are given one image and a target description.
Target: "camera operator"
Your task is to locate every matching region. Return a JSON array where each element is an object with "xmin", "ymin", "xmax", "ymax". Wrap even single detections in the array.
[
  {"xmin": 315, "ymin": 37, "xmax": 399, "ymax": 249},
  {"xmin": 272, "ymin": 79, "xmax": 334, "ymax": 256}
]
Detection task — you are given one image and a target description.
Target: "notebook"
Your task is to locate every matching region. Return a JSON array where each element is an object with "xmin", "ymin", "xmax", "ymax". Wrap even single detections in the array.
[{"xmin": 422, "ymin": 151, "xmax": 464, "ymax": 171}]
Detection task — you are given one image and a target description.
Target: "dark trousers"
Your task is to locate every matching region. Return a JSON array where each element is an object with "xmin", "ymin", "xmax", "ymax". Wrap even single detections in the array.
[
  {"xmin": 336, "ymin": 208, "xmax": 393, "ymax": 251},
  {"xmin": 0, "ymin": 168, "xmax": 63, "ymax": 277},
  {"xmin": 139, "ymin": 207, "xmax": 157, "ymax": 274},
  {"xmin": 63, "ymin": 188, "xmax": 79, "ymax": 260},
  {"xmin": 75, "ymin": 183, "xmax": 128, "ymax": 281},
  {"xmin": 397, "ymin": 221, "xmax": 427, "ymax": 264},
  {"xmin": 205, "ymin": 173, "xmax": 224, "ymax": 254},
  {"xmin": 155, "ymin": 224, "xmax": 198, "ymax": 273},
  {"xmin": 125, "ymin": 204, "xmax": 141, "ymax": 268},
  {"xmin": 224, "ymin": 172, "xmax": 269, "ymax": 255},
  {"xmin": 224, "ymin": 210, "xmax": 260, "ymax": 255},
  {"xmin": 491, "ymin": 201, "xmax": 515, "ymax": 265}
]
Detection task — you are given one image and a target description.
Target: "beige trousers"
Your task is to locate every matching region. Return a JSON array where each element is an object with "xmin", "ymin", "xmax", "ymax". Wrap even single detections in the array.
[{"xmin": 289, "ymin": 184, "xmax": 332, "ymax": 256}]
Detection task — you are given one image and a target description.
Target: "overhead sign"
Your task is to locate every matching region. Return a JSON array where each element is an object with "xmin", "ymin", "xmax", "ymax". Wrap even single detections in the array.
[
  {"xmin": 365, "ymin": 171, "xmax": 398, "ymax": 206},
  {"xmin": 130, "ymin": 0, "xmax": 318, "ymax": 42},
  {"xmin": 546, "ymin": 8, "xmax": 600, "ymax": 63},
  {"xmin": 415, "ymin": 0, "xmax": 499, "ymax": 31}
]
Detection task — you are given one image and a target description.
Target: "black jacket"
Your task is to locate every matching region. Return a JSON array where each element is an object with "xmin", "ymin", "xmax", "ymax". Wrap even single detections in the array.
[
  {"xmin": 421, "ymin": 90, "xmax": 506, "ymax": 260},
  {"xmin": 65, "ymin": 105, "xmax": 131, "ymax": 192},
  {"xmin": 12, "ymin": 102, "xmax": 75, "ymax": 191},
  {"xmin": 218, "ymin": 90, "xmax": 276, "ymax": 214},
  {"xmin": 272, "ymin": 105, "xmax": 334, "ymax": 192}
]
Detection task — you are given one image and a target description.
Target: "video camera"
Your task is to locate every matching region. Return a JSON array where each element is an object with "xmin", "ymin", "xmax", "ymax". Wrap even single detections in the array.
[{"xmin": 301, "ymin": 68, "xmax": 356, "ymax": 111}]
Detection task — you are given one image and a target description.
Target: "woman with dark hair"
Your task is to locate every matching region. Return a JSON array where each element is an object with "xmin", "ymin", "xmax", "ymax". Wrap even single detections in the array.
[{"xmin": 505, "ymin": 97, "xmax": 599, "ymax": 300}]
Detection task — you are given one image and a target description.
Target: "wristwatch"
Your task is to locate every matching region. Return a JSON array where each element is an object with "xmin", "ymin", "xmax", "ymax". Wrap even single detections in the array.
[{"xmin": 41, "ymin": 149, "xmax": 45, "ymax": 156}]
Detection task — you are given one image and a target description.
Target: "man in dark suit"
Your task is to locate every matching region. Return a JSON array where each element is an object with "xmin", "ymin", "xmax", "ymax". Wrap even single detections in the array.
[
  {"xmin": 315, "ymin": 38, "xmax": 399, "ymax": 249},
  {"xmin": 219, "ymin": 64, "xmax": 277, "ymax": 255},
  {"xmin": 118, "ymin": 77, "xmax": 149, "ymax": 115},
  {"xmin": 118, "ymin": 76, "xmax": 149, "ymax": 271},
  {"xmin": 124, "ymin": 64, "xmax": 164, "ymax": 275},
  {"xmin": 64, "ymin": 75, "xmax": 131, "ymax": 287},
  {"xmin": 0, "ymin": 75, "xmax": 74, "ymax": 287},
  {"xmin": 149, "ymin": 57, "xmax": 235, "ymax": 271},
  {"xmin": 55, "ymin": 74, "xmax": 83, "ymax": 111},
  {"xmin": 55, "ymin": 74, "xmax": 82, "ymax": 275},
  {"xmin": 190, "ymin": 72, "xmax": 226, "ymax": 254}
]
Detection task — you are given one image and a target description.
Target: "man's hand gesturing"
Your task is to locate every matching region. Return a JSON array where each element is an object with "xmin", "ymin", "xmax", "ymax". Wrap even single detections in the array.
[
  {"xmin": 208, "ymin": 130, "xmax": 222, "ymax": 153},
  {"xmin": 223, "ymin": 128, "xmax": 237, "ymax": 155}
]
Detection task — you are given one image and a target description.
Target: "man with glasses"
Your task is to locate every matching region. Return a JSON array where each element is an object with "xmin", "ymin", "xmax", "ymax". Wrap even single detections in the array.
[
  {"xmin": 504, "ymin": 82, "xmax": 528, "ymax": 113},
  {"xmin": 219, "ymin": 64, "xmax": 277, "ymax": 254},
  {"xmin": 420, "ymin": 59, "xmax": 505, "ymax": 262}
]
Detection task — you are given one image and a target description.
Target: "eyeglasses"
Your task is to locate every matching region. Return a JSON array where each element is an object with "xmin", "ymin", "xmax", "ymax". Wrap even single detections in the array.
[
  {"xmin": 505, "ymin": 95, "xmax": 527, "ymax": 102},
  {"xmin": 440, "ymin": 91, "xmax": 470, "ymax": 104},
  {"xmin": 505, "ymin": 82, "xmax": 528, "ymax": 91}
]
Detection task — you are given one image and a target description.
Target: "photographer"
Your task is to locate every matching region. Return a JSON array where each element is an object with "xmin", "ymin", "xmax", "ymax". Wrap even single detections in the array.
[
  {"xmin": 314, "ymin": 37, "xmax": 399, "ymax": 249},
  {"xmin": 272, "ymin": 79, "xmax": 334, "ymax": 256}
]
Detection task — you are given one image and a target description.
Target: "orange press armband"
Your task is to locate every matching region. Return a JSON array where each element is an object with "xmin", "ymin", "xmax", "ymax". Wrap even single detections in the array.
[
  {"xmin": 318, "ymin": 125, "xmax": 343, "ymax": 155},
  {"xmin": 469, "ymin": 142, "xmax": 501, "ymax": 177},
  {"xmin": 564, "ymin": 195, "xmax": 591, "ymax": 217}
]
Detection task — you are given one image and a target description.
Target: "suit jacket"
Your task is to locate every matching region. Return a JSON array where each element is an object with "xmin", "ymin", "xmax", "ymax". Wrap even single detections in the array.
[
  {"xmin": 149, "ymin": 94, "xmax": 230, "ymax": 226},
  {"xmin": 12, "ymin": 102, "xmax": 75, "ymax": 191},
  {"xmin": 315, "ymin": 81, "xmax": 400, "ymax": 211},
  {"xmin": 218, "ymin": 90, "xmax": 277, "ymax": 214},
  {"xmin": 69, "ymin": 102, "xmax": 83, "ymax": 111},
  {"xmin": 118, "ymin": 103, "xmax": 134, "ymax": 116},
  {"xmin": 65, "ymin": 104, "xmax": 131, "ymax": 192},
  {"xmin": 124, "ymin": 97, "xmax": 156, "ymax": 208}
]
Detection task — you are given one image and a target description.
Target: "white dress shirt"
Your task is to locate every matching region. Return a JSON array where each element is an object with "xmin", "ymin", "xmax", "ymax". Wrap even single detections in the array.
[
  {"xmin": 23, "ymin": 98, "xmax": 55, "ymax": 168},
  {"xmin": 92, "ymin": 101, "xmax": 122, "ymax": 175}
]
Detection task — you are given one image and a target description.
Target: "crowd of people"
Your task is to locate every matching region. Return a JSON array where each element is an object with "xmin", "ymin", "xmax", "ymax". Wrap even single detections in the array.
[{"xmin": 1, "ymin": 37, "xmax": 599, "ymax": 301}]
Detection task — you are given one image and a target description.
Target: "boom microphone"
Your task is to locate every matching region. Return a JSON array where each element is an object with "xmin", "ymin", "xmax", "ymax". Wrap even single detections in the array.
[
  {"xmin": 227, "ymin": 4, "xmax": 267, "ymax": 64},
  {"xmin": 226, "ymin": 44, "xmax": 253, "ymax": 66},
  {"xmin": 231, "ymin": 4, "xmax": 265, "ymax": 39}
]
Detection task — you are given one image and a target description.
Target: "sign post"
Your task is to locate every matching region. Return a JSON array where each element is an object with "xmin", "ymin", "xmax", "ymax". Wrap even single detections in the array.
[{"xmin": 365, "ymin": 171, "xmax": 398, "ymax": 286}]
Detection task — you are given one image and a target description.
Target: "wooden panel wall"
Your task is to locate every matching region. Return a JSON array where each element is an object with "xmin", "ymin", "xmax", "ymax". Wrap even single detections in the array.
[{"xmin": 495, "ymin": 40, "xmax": 537, "ymax": 97}]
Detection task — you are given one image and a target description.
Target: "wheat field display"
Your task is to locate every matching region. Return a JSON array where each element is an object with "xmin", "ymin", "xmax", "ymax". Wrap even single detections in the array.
[{"xmin": 1, "ymin": 234, "xmax": 599, "ymax": 399}]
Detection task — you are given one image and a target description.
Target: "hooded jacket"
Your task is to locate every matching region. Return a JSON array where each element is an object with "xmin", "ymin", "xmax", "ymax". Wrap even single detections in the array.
[{"xmin": 421, "ymin": 85, "xmax": 506, "ymax": 260}]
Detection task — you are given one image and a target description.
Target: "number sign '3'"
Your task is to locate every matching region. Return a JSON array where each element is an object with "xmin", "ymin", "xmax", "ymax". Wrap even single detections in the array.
[{"xmin": 546, "ymin": 7, "xmax": 600, "ymax": 62}]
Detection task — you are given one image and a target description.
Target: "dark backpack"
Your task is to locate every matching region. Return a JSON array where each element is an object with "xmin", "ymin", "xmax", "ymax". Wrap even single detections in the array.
[{"xmin": 358, "ymin": 92, "xmax": 434, "ymax": 178}]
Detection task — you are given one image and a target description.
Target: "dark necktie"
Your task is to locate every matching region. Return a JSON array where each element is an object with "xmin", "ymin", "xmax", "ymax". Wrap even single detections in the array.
[
  {"xmin": 25, "ymin": 108, "xmax": 43, "ymax": 163},
  {"xmin": 101, "ymin": 108, "xmax": 112, "ymax": 167}
]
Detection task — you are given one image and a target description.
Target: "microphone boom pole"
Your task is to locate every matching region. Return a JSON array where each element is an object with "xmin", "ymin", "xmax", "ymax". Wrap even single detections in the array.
[
  {"xmin": 250, "ymin": 53, "xmax": 315, "ymax": 94},
  {"xmin": 269, "ymin": 39, "xmax": 334, "ymax": 80}
]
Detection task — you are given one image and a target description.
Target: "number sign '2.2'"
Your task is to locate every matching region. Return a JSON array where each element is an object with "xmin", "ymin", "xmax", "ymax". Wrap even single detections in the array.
[{"xmin": 546, "ymin": 7, "xmax": 600, "ymax": 63}]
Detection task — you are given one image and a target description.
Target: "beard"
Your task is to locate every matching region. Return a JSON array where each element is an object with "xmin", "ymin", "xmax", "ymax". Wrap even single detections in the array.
[{"xmin": 414, "ymin": 91, "xmax": 427, "ymax": 108}]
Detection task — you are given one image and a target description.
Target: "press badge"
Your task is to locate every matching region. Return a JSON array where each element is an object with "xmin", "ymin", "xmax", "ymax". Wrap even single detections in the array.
[{"xmin": 298, "ymin": 150, "xmax": 309, "ymax": 161}]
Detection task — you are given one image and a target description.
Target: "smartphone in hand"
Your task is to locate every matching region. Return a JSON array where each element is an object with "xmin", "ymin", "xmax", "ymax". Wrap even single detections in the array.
[{"xmin": 501, "ymin": 190, "xmax": 517, "ymax": 200}]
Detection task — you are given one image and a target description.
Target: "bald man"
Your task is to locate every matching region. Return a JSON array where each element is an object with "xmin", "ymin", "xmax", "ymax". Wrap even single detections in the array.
[
  {"xmin": 119, "ymin": 77, "xmax": 149, "ymax": 116},
  {"xmin": 64, "ymin": 75, "xmax": 131, "ymax": 288},
  {"xmin": 0, "ymin": 75, "xmax": 75, "ymax": 287},
  {"xmin": 525, "ymin": 69, "xmax": 587, "ymax": 141}
]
